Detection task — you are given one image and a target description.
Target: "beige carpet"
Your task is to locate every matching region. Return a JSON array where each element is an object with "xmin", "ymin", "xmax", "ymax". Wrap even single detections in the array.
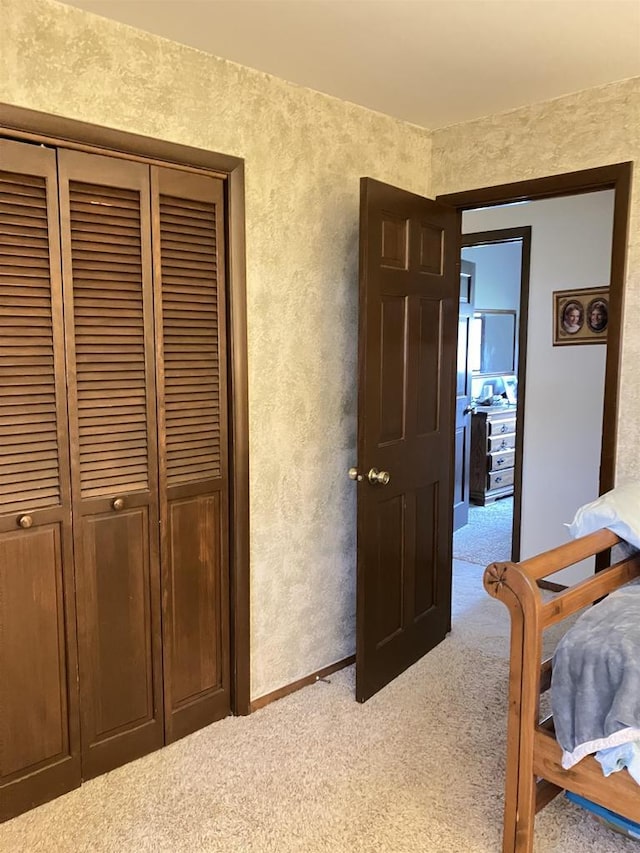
[
  {"xmin": 1, "ymin": 562, "xmax": 632, "ymax": 853},
  {"xmin": 453, "ymin": 497, "xmax": 513, "ymax": 565}
]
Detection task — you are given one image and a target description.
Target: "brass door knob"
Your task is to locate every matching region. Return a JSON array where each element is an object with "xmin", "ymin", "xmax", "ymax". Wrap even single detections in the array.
[
  {"xmin": 18, "ymin": 515, "xmax": 33, "ymax": 529},
  {"xmin": 367, "ymin": 468, "xmax": 390, "ymax": 486},
  {"xmin": 112, "ymin": 498, "xmax": 125, "ymax": 511}
]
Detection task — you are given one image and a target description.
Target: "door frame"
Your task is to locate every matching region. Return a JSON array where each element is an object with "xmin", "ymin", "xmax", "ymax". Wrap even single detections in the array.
[
  {"xmin": 452, "ymin": 257, "xmax": 476, "ymax": 533},
  {"xmin": 0, "ymin": 102, "xmax": 252, "ymax": 715},
  {"xmin": 439, "ymin": 162, "xmax": 633, "ymax": 504},
  {"xmin": 460, "ymin": 226, "xmax": 532, "ymax": 561}
]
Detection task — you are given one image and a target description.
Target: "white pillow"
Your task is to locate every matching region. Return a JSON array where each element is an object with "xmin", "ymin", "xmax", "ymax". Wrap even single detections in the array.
[{"xmin": 567, "ymin": 480, "xmax": 640, "ymax": 550}]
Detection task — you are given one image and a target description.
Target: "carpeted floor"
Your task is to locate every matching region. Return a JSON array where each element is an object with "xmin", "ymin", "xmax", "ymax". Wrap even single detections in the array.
[
  {"xmin": 0, "ymin": 561, "xmax": 630, "ymax": 853},
  {"xmin": 453, "ymin": 497, "xmax": 513, "ymax": 565}
]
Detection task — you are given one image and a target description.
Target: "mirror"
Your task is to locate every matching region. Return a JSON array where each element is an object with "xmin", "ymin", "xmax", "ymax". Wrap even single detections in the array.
[{"xmin": 469, "ymin": 309, "xmax": 516, "ymax": 375}]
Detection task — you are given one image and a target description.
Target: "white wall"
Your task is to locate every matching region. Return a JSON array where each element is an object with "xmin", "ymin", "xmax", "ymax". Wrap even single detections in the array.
[
  {"xmin": 463, "ymin": 191, "xmax": 614, "ymax": 584},
  {"xmin": 462, "ymin": 240, "xmax": 522, "ymax": 312}
]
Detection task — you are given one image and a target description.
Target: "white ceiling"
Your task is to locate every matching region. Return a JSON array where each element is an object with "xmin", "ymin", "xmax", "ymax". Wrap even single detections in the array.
[{"xmin": 61, "ymin": 0, "xmax": 640, "ymax": 129}]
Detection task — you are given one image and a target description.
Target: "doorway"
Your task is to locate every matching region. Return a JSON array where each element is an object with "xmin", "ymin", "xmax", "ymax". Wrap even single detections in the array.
[
  {"xmin": 453, "ymin": 226, "xmax": 531, "ymax": 568},
  {"xmin": 442, "ymin": 168, "xmax": 630, "ymax": 590}
]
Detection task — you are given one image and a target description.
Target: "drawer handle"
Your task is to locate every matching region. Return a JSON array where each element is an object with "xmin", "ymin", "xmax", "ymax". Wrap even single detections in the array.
[
  {"xmin": 500, "ymin": 440, "xmax": 508, "ymax": 449},
  {"xmin": 495, "ymin": 476, "xmax": 503, "ymax": 484},
  {"xmin": 500, "ymin": 424, "xmax": 508, "ymax": 433},
  {"xmin": 112, "ymin": 498, "xmax": 125, "ymax": 511},
  {"xmin": 18, "ymin": 514, "xmax": 33, "ymax": 529},
  {"xmin": 496, "ymin": 458, "xmax": 505, "ymax": 466}
]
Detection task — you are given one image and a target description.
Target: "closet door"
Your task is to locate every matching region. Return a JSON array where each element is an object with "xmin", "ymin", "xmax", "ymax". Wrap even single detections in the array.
[
  {"xmin": 152, "ymin": 166, "xmax": 230, "ymax": 742},
  {"xmin": 0, "ymin": 140, "xmax": 80, "ymax": 819},
  {"xmin": 57, "ymin": 151, "xmax": 163, "ymax": 778}
]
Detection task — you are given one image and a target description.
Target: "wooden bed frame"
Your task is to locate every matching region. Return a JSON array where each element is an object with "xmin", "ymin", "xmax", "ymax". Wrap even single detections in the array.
[{"xmin": 484, "ymin": 528, "xmax": 640, "ymax": 852}]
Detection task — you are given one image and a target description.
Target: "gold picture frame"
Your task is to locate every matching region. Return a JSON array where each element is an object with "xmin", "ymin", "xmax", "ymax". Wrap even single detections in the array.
[{"xmin": 553, "ymin": 287, "xmax": 609, "ymax": 346}]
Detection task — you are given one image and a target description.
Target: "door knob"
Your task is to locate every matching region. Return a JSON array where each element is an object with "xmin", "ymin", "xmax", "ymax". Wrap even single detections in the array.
[
  {"xmin": 463, "ymin": 404, "xmax": 476, "ymax": 415},
  {"xmin": 367, "ymin": 468, "xmax": 390, "ymax": 486},
  {"xmin": 112, "ymin": 497, "xmax": 125, "ymax": 511},
  {"xmin": 348, "ymin": 467, "xmax": 363, "ymax": 482}
]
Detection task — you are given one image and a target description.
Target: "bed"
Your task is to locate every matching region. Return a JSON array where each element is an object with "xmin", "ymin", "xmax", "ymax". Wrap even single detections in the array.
[{"xmin": 484, "ymin": 527, "xmax": 640, "ymax": 852}]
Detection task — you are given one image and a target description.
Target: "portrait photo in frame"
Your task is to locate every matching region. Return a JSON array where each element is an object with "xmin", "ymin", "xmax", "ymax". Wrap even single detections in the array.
[{"xmin": 553, "ymin": 286, "xmax": 609, "ymax": 346}]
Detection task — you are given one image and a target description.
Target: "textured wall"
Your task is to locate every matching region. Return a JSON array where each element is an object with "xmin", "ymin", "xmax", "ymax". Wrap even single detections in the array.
[
  {"xmin": 3, "ymin": 0, "xmax": 638, "ymax": 703},
  {"xmin": 0, "ymin": 0, "xmax": 432, "ymax": 699},
  {"xmin": 433, "ymin": 78, "xmax": 640, "ymax": 482}
]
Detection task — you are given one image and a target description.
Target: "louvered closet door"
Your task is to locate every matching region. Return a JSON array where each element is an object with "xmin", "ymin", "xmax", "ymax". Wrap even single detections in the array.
[
  {"xmin": 0, "ymin": 140, "xmax": 81, "ymax": 820},
  {"xmin": 152, "ymin": 166, "xmax": 230, "ymax": 742},
  {"xmin": 57, "ymin": 150, "xmax": 163, "ymax": 779}
]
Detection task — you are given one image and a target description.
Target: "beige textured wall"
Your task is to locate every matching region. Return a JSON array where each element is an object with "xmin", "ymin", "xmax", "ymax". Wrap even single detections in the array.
[
  {"xmin": 3, "ymin": 0, "xmax": 638, "ymax": 704},
  {"xmin": 432, "ymin": 78, "xmax": 640, "ymax": 482},
  {"xmin": 0, "ymin": 0, "xmax": 433, "ymax": 699}
]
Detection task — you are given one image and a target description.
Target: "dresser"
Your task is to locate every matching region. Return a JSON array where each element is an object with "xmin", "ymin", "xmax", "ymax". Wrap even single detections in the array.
[{"xmin": 470, "ymin": 405, "xmax": 517, "ymax": 505}]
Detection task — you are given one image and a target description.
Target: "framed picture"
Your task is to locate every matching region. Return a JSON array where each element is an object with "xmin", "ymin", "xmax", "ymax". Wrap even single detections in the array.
[{"xmin": 553, "ymin": 287, "xmax": 609, "ymax": 346}]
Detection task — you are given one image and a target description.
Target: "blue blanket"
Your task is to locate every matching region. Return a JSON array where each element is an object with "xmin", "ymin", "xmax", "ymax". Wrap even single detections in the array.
[{"xmin": 551, "ymin": 581, "xmax": 640, "ymax": 769}]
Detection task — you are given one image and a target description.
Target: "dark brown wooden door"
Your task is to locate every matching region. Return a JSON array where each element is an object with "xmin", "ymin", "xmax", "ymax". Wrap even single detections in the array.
[
  {"xmin": 151, "ymin": 166, "xmax": 231, "ymax": 742},
  {"xmin": 453, "ymin": 259, "xmax": 475, "ymax": 531},
  {"xmin": 0, "ymin": 140, "xmax": 81, "ymax": 819},
  {"xmin": 57, "ymin": 150, "xmax": 164, "ymax": 779},
  {"xmin": 356, "ymin": 178, "xmax": 458, "ymax": 702}
]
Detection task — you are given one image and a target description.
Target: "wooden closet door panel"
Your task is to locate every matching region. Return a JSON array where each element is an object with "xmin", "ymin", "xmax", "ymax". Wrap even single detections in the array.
[
  {"xmin": 169, "ymin": 493, "xmax": 223, "ymax": 704},
  {"xmin": 0, "ymin": 140, "xmax": 80, "ymax": 821},
  {"xmin": 57, "ymin": 150, "xmax": 163, "ymax": 779},
  {"xmin": 1, "ymin": 527, "xmax": 68, "ymax": 776},
  {"xmin": 152, "ymin": 166, "xmax": 230, "ymax": 742},
  {"xmin": 80, "ymin": 508, "xmax": 154, "ymax": 737}
]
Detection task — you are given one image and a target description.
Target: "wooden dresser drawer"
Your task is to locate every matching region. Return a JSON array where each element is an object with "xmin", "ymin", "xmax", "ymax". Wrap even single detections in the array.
[
  {"xmin": 488, "ymin": 433, "xmax": 516, "ymax": 452},
  {"xmin": 488, "ymin": 468, "xmax": 514, "ymax": 491},
  {"xmin": 488, "ymin": 449, "xmax": 516, "ymax": 471},
  {"xmin": 487, "ymin": 416, "xmax": 516, "ymax": 436}
]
